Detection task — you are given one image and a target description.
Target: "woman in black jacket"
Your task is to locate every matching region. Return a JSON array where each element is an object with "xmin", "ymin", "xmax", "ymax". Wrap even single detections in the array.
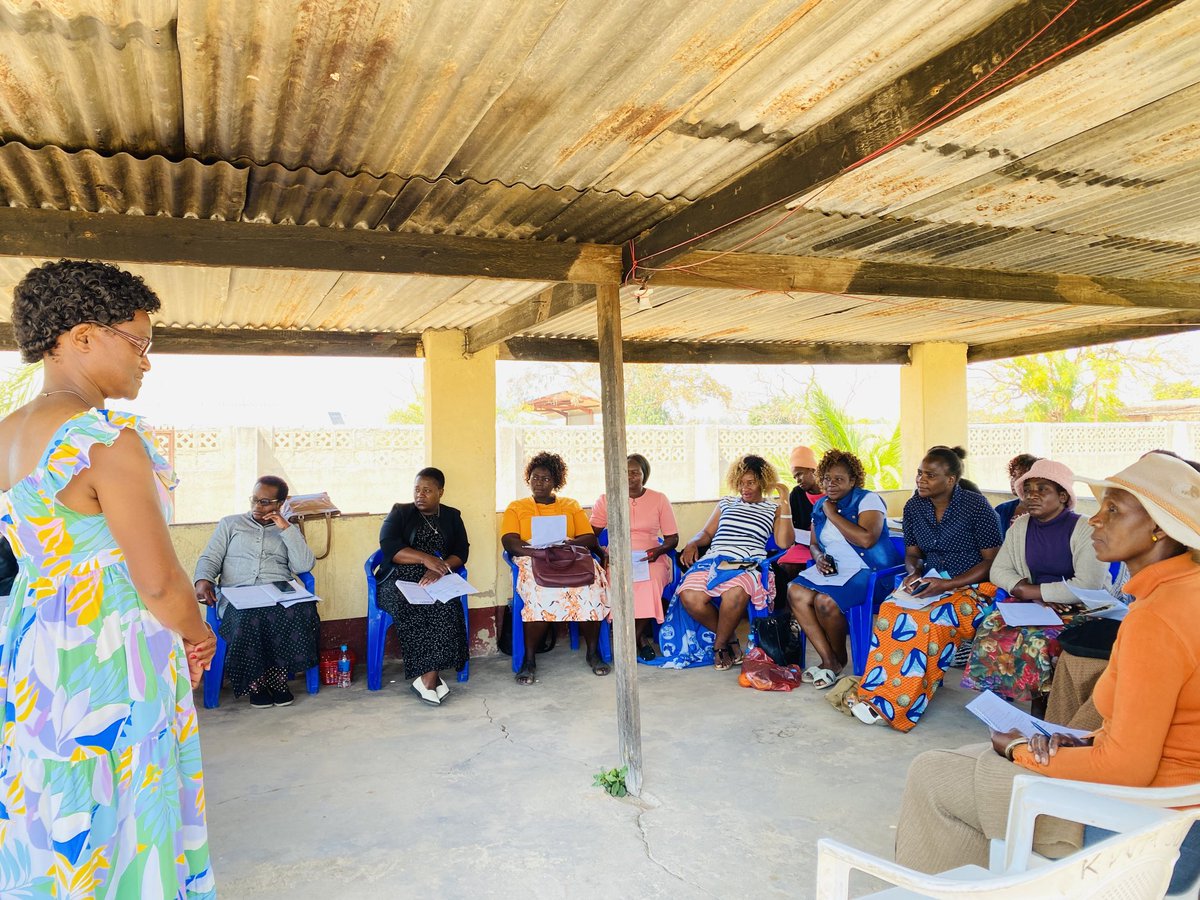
[{"xmin": 376, "ymin": 467, "xmax": 470, "ymax": 705}]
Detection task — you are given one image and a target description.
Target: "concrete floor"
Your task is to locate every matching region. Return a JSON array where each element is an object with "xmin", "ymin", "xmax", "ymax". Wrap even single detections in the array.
[{"xmin": 197, "ymin": 647, "xmax": 987, "ymax": 899}]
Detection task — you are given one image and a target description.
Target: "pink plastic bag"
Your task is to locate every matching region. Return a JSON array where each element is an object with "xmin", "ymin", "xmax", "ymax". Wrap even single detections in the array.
[{"xmin": 737, "ymin": 646, "xmax": 804, "ymax": 692}]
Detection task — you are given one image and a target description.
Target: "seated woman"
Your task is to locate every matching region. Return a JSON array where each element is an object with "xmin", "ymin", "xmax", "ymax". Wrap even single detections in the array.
[
  {"xmin": 375, "ymin": 467, "xmax": 470, "ymax": 706},
  {"xmin": 995, "ymin": 452, "xmax": 1039, "ymax": 536},
  {"xmin": 962, "ymin": 459, "xmax": 1109, "ymax": 717},
  {"xmin": 849, "ymin": 445, "xmax": 1002, "ymax": 730},
  {"xmin": 670, "ymin": 455, "xmax": 793, "ymax": 671},
  {"xmin": 502, "ymin": 451, "xmax": 608, "ymax": 685},
  {"xmin": 590, "ymin": 454, "xmax": 679, "ymax": 661},
  {"xmin": 787, "ymin": 449, "xmax": 901, "ymax": 688},
  {"xmin": 895, "ymin": 452, "xmax": 1200, "ymax": 893}
]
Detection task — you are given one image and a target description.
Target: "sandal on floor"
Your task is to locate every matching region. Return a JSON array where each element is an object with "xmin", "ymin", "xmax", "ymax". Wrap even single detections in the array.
[
  {"xmin": 587, "ymin": 653, "xmax": 611, "ymax": 677},
  {"xmin": 811, "ymin": 668, "xmax": 838, "ymax": 690},
  {"xmin": 713, "ymin": 646, "xmax": 733, "ymax": 671},
  {"xmin": 850, "ymin": 701, "xmax": 884, "ymax": 725},
  {"xmin": 515, "ymin": 664, "xmax": 537, "ymax": 685},
  {"xmin": 801, "ymin": 665, "xmax": 825, "ymax": 684},
  {"xmin": 637, "ymin": 641, "xmax": 657, "ymax": 662},
  {"xmin": 726, "ymin": 639, "xmax": 744, "ymax": 665}
]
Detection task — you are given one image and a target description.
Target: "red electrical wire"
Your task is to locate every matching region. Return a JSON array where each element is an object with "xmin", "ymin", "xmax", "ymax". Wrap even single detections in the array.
[{"xmin": 630, "ymin": 0, "xmax": 1153, "ymax": 279}]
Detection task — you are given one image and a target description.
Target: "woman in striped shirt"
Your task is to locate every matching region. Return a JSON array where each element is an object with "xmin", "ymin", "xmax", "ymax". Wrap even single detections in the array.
[{"xmin": 677, "ymin": 455, "xmax": 794, "ymax": 670}]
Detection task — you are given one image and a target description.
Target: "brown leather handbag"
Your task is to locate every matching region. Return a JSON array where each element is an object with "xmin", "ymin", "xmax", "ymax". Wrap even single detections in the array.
[{"xmin": 528, "ymin": 544, "xmax": 596, "ymax": 588}]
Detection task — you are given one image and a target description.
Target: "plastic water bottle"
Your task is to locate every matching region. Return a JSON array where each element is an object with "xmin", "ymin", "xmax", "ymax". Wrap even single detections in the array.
[{"xmin": 336, "ymin": 644, "xmax": 352, "ymax": 688}]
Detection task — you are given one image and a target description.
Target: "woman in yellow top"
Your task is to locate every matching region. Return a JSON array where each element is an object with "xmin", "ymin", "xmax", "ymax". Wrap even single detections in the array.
[{"xmin": 502, "ymin": 452, "xmax": 609, "ymax": 685}]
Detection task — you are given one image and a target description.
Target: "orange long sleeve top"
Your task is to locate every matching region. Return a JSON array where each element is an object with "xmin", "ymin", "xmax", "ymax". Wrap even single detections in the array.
[{"xmin": 1014, "ymin": 552, "xmax": 1200, "ymax": 786}]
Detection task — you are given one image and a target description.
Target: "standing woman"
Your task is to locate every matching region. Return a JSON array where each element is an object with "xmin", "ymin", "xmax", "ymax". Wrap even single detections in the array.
[
  {"xmin": 502, "ymin": 452, "xmax": 608, "ymax": 685},
  {"xmin": 375, "ymin": 467, "xmax": 470, "ymax": 705},
  {"xmin": 590, "ymin": 453, "xmax": 679, "ymax": 660},
  {"xmin": 850, "ymin": 445, "xmax": 1002, "ymax": 730},
  {"xmin": 0, "ymin": 261, "xmax": 216, "ymax": 897}
]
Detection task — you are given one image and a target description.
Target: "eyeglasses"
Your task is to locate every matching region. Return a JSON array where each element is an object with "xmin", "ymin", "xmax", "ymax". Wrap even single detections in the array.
[
  {"xmin": 88, "ymin": 321, "xmax": 152, "ymax": 357},
  {"xmin": 249, "ymin": 497, "xmax": 282, "ymax": 508}
]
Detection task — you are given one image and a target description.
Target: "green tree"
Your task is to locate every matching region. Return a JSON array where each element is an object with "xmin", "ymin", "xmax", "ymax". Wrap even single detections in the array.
[
  {"xmin": 974, "ymin": 346, "xmax": 1163, "ymax": 423},
  {"xmin": 747, "ymin": 394, "xmax": 808, "ymax": 425},
  {"xmin": 1151, "ymin": 380, "xmax": 1200, "ymax": 401},
  {"xmin": 0, "ymin": 363, "xmax": 42, "ymax": 417},
  {"xmin": 535, "ymin": 362, "xmax": 733, "ymax": 425},
  {"xmin": 385, "ymin": 401, "xmax": 424, "ymax": 424},
  {"xmin": 806, "ymin": 383, "xmax": 902, "ymax": 490}
]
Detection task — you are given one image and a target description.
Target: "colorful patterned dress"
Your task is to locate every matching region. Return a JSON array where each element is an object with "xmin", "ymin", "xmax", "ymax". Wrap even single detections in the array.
[{"xmin": 0, "ymin": 409, "xmax": 215, "ymax": 898}]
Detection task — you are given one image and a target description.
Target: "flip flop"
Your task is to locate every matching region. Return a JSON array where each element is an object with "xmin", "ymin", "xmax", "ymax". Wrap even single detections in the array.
[
  {"xmin": 801, "ymin": 665, "xmax": 825, "ymax": 684},
  {"xmin": 726, "ymin": 639, "xmax": 744, "ymax": 665},
  {"xmin": 588, "ymin": 653, "xmax": 611, "ymax": 676},
  {"xmin": 515, "ymin": 664, "xmax": 537, "ymax": 685},
  {"xmin": 713, "ymin": 646, "xmax": 733, "ymax": 671},
  {"xmin": 811, "ymin": 668, "xmax": 838, "ymax": 690}
]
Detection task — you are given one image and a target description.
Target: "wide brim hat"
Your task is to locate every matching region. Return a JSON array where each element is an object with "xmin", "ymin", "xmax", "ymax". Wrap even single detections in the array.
[
  {"xmin": 789, "ymin": 445, "xmax": 818, "ymax": 470},
  {"xmin": 1014, "ymin": 459, "xmax": 1077, "ymax": 509},
  {"xmin": 1078, "ymin": 452, "xmax": 1200, "ymax": 549}
]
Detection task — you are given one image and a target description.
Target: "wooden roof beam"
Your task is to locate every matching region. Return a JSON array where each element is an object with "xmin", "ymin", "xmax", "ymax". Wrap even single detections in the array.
[
  {"xmin": 626, "ymin": 0, "xmax": 1185, "ymax": 275},
  {"xmin": 499, "ymin": 337, "xmax": 910, "ymax": 366},
  {"xmin": 464, "ymin": 283, "xmax": 598, "ymax": 353},
  {"xmin": 657, "ymin": 251, "xmax": 1200, "ymax": 311},
  {"xmin": 967, "ymin": 312, "xmax": 1200, "ymax": 362}
]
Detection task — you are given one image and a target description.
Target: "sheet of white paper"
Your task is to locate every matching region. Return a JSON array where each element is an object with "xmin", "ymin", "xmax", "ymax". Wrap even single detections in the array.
[
  {"xmin": 261, "ymin": 578, "xmax": 313, "ymax": 602},
  {"xmin": 219, "ymin": 585, "xmax": 281, "ymax": 610},
  {"xmin": 395, "ymin": 580, "xmax": 436, "ymax": 605},
  {"xmin": 423, "ymin": 572, "xmax": 480, "ymax": 602},
  {"xmin": 793, "ymin": 527, "xmax": 811, "ymax": 547},
  {"xmin": 631, "ymin": 551, "xmax": 651, "ymax": 583},
  {"xmin": 529, "ymin": 515, "xmax": 568, "ymax": 548},
  {"xmin": 887, "ymin": 569, "xmax": 949, "ymax": 610},
  {"xmin": 966, "ymin": 690, "xmax": 1091, "ymax": 740},
  {"xmin": 1087, "ymin": 603, "xmax": 1129, "ymax": 621},
  {"xmin": 998, "ymin": 603, "xmax": 1063, "ymax": 627},
  {"xmin": 799, "ymin": 563, "xmax": 857, "ymax": 587},
  {"xmin": 1066, "ymin": 583, "xmax": 1121, "ymax": 612},
  {"xmin": 279, "ymin": 594, "xmax": 320, "ymax": 608}
]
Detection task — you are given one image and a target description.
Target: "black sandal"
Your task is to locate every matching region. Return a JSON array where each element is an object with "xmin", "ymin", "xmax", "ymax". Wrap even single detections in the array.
[
  {"xmin": 637, "ymin": 641, "xmax": 657, "ymax": 662},
  {"xmin": 587, "ymin": 652, "xmax": 611, "ymax": 676},
  {"xmin": 713, "ymin": 646, "xmax": 733, "ymax": 671},
  {"xmin": 726, "ymin": 639, "xmax": 744, "ymax": 665},
  {"xmin": 515, "ymin": 663, "xmax": 537, "ymax": 685}
]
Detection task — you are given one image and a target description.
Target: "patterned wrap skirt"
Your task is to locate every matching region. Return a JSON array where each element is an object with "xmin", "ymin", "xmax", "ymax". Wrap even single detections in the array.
[
  {"xmin": 960, "ymin": 606, "xmax": 1089, "ymax": 702},
  {"xmin": 677, "ymin": 566, "xmax": 775, "ymax": 611},
  {"xmin": 515, "ymin": 555, "xmax": 610, "ymax": 622},
  {"xmin": 855, "ymin": 583, "xmax": 997, "ymax": 732}
]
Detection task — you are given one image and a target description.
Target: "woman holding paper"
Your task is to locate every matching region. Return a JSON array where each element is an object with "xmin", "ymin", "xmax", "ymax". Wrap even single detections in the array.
[
  {"xmin": 786, "ymin": 449, "xmax": 901, "ymax": 688},
  {"xmin": 848, "ymin": 445, "xmax": 1002, "ymax": 730},
  {"xmin": 502, "ymin": 452, "xmax": 608, "ymax": 685},
  {"xmin": 962, "ymin": 459, "xmax": 1109, "ymax": 715},
  {"xmin": 894, "ymin": 452, "xmax": 1200, "ymax": 883},
  {"xmin": 590, "ymin": 454, "xmax": 679, "ymax": 661},
  {"xmin": 376, "ymin": 467, "xmax": 470, "ymax": 705}
]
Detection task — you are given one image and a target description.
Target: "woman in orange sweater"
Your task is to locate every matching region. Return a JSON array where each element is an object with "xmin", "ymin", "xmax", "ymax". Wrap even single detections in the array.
[{"xmin": 893, "ymin": 451, "xmax": 1200, "ymax": 881}]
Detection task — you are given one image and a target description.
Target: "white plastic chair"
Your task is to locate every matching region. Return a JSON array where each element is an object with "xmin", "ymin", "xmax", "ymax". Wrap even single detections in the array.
[
  {"xmin": 990, "ymin": 778, "xmax": 1200, "ymax": 897},
  {"xmin": 816, "ymin": 776, "xmax": 1199, "ymax": 899}
]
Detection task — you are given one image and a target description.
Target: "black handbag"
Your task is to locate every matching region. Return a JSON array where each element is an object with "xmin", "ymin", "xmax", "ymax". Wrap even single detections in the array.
[
  {"xmin": 752, "ymin": 611, "xmax": 802, "ymax": 666},
  {"xmin": 1058, "ymin": 618, "xmax": 1122, "ymax": 660}
]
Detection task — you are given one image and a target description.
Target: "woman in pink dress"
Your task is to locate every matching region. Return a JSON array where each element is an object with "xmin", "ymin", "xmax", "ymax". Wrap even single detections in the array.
[{"xmin": 591, "ymin": 454, "xmax": 679, "ymax": 660}]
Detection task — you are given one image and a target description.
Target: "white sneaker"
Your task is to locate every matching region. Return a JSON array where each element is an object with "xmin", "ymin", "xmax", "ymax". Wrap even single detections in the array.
[
  {"xmin": 411, "ymin": 677, "xmax": 441, "ymax": 705},
  {"xmin": 434, "ymin": 678, "xmax": 449, "ymax": 701}
]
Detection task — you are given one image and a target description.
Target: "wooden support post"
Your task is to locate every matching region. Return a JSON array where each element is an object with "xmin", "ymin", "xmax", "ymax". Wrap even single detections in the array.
[{"xmin": 595, "ymin": 282, "xmax": 643, "ymax": 797}]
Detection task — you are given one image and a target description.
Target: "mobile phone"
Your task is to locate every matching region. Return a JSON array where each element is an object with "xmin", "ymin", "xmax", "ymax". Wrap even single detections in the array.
[
  {"xmin": 908, "ymin": 580, "xmax": 929, "ymax": 594},
  {"xmin": 272, "ymin": 580, "xmax": 296, "ymax": 594}
]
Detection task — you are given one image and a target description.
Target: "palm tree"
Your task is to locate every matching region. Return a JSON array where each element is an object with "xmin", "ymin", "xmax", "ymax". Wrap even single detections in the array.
[
  {"xmin": 0, "ymin": 363, "xmax": 42, "ymax": 416},
  {"xmin": 806, "ymin": 383, "xmax": 902, "ymax": 490}
]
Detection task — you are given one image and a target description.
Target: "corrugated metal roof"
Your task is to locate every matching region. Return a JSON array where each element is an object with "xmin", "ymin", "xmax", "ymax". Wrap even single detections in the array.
[{"xmin": 0, "ymin": 0, "xmax": 1197, "ymax": 356}]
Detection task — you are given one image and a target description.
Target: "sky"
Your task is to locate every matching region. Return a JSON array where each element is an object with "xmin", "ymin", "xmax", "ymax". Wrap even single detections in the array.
[{"xmin": 1, "ymin": 331, "xmax": 1197, "ymax": 428}]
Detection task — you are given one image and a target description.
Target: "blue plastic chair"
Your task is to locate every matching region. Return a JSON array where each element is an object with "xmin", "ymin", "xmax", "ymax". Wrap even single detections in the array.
[
  {"xmin": 364, "ymin": 549, "xmax": 470, "ymax": 691},
  {"xmin": 597, "ymin": 527, "xmax": 681, "ymax": 643},
  {"xmin": 796, "ymin": 534, "xmax": 907, "ymax": 677},
  {"xmin": 203, "ymin": 571, "xmax": 320, "ymax": 709},
  {"xmin": 503, "ymin": 550, "xmax": 612, "ymax": 673}
]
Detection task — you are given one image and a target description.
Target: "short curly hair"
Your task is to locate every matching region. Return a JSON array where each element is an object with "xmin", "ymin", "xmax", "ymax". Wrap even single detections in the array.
[
  {"xmin": 12, "ymin": 260, "xmax": 161, "ymax": 364},
  {"xmin": 725, "ymin": 454, "xmax": 779, "ymax": 494},
  {"xmin": 817, "ymin": 449, "xmax": 866, "ymax": 488},
  {"xmin": 524, "ymin": 451, "xmax": 568, "ymax": 490},
  {"xmin": 1006, "ymin": 453, "xmax": 1040, "ymax": 480}
]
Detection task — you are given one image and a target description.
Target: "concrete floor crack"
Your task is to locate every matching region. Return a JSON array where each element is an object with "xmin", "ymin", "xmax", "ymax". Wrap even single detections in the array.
[
  {"xmin": 480, "ymin": 697, "xmax": 513, "ymax": 742},
  {"xmin": 635, "ymin": 807, "xmax": 715, "ymax": 896}
]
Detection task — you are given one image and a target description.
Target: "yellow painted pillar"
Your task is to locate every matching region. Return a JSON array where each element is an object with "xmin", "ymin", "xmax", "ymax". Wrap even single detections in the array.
[
  {"xmin": 900, "ymin": 342, "xmax": 968, "ymax": 484},
  {"xmin": 422, "ymin": 329, "xmax": 498, "ymax": 604}
]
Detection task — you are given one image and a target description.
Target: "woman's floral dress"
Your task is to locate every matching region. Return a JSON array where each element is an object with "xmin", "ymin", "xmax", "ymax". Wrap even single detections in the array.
[{"xmin": 0, "ymin": 409, "xmax": 215, "ymax": 898}]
